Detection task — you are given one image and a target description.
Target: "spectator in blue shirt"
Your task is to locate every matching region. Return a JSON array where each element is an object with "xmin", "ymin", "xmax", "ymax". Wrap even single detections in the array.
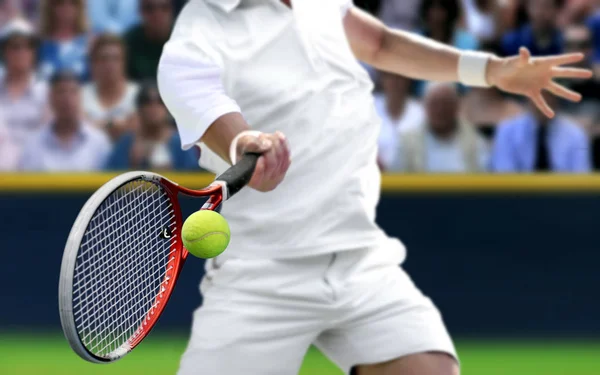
[
  {"xmin": 20, "ymin": 71, "xmax": 112, "ymax": 171},
  {"xmin": 38, "ymin": 0, "xmax": 91, "ymax": 81},
  {"xmin": 491, "ymin": 92, "xmax": 590, "ymax": 173},
  {"xmin": 501, "ymin": 0, "xmax": 565, "ymax": 57},
  {"xmin": 87, "ymin": 0, "xmax": 139, "ymax": 34},
  {"xmin": 106, "ymin": 81, "xmax": 199, "ymax": 171},
  {"xmin": 586, "ymin": 6, "xmax": 600, "ymax": 68}
]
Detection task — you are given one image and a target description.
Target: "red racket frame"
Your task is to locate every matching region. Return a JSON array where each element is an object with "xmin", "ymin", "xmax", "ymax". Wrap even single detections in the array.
[{"xmin": 123, "ymin": 178, "xmax": 224, "ymax": 352}]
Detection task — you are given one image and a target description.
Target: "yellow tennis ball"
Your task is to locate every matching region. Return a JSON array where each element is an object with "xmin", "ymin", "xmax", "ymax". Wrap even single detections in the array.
[{"xmin": 181, "ymin": 210, "xmax": 230, "ymax": 259}]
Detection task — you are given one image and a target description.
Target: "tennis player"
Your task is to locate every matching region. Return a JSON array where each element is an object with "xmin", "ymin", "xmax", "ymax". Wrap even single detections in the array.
[{"xmin": 157, "ymin": 1, "xmax": 591, "ymax": 374}]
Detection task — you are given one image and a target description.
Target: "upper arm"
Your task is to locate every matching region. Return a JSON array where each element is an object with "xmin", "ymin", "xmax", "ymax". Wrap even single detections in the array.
[
  {"xmin": 342, "ymin": 6, "xmax": 386, "ymax": 65},
  {"xmin": 157, "ymin": 38, "xmax": 241, "ymax": 151}
]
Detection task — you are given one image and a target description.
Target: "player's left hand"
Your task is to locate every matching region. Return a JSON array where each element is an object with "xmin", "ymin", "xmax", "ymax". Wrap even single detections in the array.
[{"xmin": 486, "ymin": 47, "xmax": 593, "ymax": 118}]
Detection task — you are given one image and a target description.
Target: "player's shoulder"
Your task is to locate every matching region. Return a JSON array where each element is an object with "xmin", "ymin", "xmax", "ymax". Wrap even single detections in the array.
[
  {"xmin": 171, "ymin": 0, "xmax": 221, "ymax": 38},
  {"xmin": 165, "ymin": 0, "xmax": 224, "ymax": 59}
]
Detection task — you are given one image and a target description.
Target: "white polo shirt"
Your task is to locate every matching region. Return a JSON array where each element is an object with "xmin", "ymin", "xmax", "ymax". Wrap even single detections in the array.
[{"xmin": 158, "ymin": 0, "xmax": 389, "ymax": 259}]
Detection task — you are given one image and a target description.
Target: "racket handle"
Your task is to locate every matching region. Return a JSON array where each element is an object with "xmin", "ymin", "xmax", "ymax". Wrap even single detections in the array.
[{"xmin": 215, "ymin": 152, "xmax": 261, "ymax": 198}]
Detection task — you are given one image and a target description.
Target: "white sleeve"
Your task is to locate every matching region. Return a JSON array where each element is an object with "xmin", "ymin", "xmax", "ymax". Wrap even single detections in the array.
[
  {"xmin": 340, "ymin": 0, "xmax": 353, "ymax": 16},
  {"xmin": 158, "ymin": 39, "xmax": 241, "ymax": 150}
]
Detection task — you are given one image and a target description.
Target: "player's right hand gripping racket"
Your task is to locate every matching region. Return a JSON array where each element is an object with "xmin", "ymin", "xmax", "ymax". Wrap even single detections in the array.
[{"xmin": 58, "ymin": 153, "xmax": 260, "ymax": 363}]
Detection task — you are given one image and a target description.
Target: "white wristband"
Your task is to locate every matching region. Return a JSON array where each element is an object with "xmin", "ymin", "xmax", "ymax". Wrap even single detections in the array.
[
  {"xmin": 458, "ymin": 51, "xmax": 493, "ymax": 88},
  {"xmin": 229, "ymin": 130, "xmax": 262, "ymax": 165}
]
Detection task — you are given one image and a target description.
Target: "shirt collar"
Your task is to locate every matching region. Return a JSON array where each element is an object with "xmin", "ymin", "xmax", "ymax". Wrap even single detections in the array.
[
  {"xmin": 204, "ymin": 0, "xmax": 283, "ymax": 13},
  {"xmin": 205, "ymin": 0, "xmax": 241, "ymax": 12}
]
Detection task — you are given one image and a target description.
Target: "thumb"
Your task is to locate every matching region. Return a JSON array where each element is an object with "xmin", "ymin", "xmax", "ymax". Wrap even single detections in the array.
[{"xmin": 518, "ymin": 47, "xmax": 531, "ymax": 66}]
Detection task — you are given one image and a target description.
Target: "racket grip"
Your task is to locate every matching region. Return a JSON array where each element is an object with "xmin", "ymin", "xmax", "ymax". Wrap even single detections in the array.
[{"xmin": 216, "ymin": 152, "xmax": 261, "ymax": 198}]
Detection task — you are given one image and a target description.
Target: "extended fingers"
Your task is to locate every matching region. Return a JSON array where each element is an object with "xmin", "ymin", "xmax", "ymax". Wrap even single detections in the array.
[
  {"xmin": 545, "ymin": 81, "xmax": 582, "ymax": 102},
  {"xmin": 551, "ymin": 67, "xmax": 593, "ymax": 79},
  {"xmin": 536, "ymin": 53, "xmax": 585, "ymax": 67},
  {"xmin": 531, "ymin": 92, "xmax": 555, "ymax": 118}
]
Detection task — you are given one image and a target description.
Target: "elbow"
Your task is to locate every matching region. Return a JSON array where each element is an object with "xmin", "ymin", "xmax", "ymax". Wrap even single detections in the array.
[{"xmin": 365, "ymin": 27, "xmax": 389, "ymax": 67}]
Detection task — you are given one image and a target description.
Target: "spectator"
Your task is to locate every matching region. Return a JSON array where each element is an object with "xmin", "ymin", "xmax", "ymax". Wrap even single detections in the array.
[
  {"xmin": 586, "ymin": 1, "xmax": 600, "ymax": 74},
  {"xmin": 415, "ymin": 0, "xmax": 479, "ymax": 96},
  {"xmin": 20, "ymin": 71, "xmax": 111, "ymax": 171},
  {"xmin": 420, "ymin": 0, "xmax": 479, "ymax": 50},
  {"xmin": 87, "ymin": 0, "xmax": 139, "ymax": 34},
  {"xmin": 0, "ymin": 109, "xmax": 20, "ymax": 171},
  {"xmin": 124, "ymin": 0, "xmax": 173, "ymax": 81},
  {"xmin": 39, "ymin": 0, "xmax": 91, "ymax": 81},
  {"xmin": 16, "ymin": 0, "xmax": 40, "ymax": 27},
  {"xmin": 491, "ymin": 92, "xmax": 590, "ymax": 173},
  {"xmin": 0, "ymin": 0, "xmax": 18, "ymax": 29},
  {"xmin": 0, "ymin": 1, "xmax": 39, "ymax": 28},
  {"xmin": 0, "ymin": 19, "xmax": 49, "ymax": 148},
  {"xmin": 561, "ymin": 24, "xmax": 600, "ymax": 130},
  {"xmin": 105, "ymin": 81, "xmax": 198, "ymax": 170},
  {"xmin": 375, "ymin": 73, "xmax": 425, "ymax": 170},
  {"xmin": 500, "ymin": 0, "xmax": 564, "ymax": 57},
  {"xmin": 462, "ymin": 85, "xmax": 525, "ymax": 140},
  {"xmin": 561, "ymin": 22, "xmax": 600, "ymax": 169},
  {"xmin": 391, "ymin": 83, "xmax": 489, "ymax": 173},
  {"xmin": 557, "ymin": 0, "xmax": 594, "ymax": 27},
  {"xmin": 378, "ymin": 0, "xmax": 423, "ymax": 31},
  {"xmin": 496, "ymin": 0, "xmax": 527, "ymax": 36},
  {"xmin": 461, "ymin": 0, "xmax": 497, "ymax": 42},
  {"xmin": 83, "ymin": 34, "xmax": 138, "ymax": 141}
]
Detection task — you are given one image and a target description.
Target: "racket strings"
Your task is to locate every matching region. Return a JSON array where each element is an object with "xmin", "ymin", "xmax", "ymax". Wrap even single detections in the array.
[
  {"xmin": 79, "ymin": 184, "xmax": 174, "ymax": 354},
  {"xmin": 72, "ymin": 202, "xmax": 175, "ymax": 305},
  {"xmin": 71, "ymin": 179, "xmax": 176, "ymax": 358}
]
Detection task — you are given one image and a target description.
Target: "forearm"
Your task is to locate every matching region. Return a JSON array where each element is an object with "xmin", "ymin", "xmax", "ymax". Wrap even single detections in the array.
[
  {"xmin": 344, "ymin": 8, "xmax": 496, "ymax": 86},
  {"xmin": 201, "ymin": 112, "xmax": 251, "ymax": 164},
  {"xmin": 373, "ymin": 28, "xmax": 462, "ymax": 82}
]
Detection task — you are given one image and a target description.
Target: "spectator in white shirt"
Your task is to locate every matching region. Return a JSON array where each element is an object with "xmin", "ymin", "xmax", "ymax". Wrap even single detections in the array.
[
  {"xmin": 20, "ymin": 71, "xmax": 111, "ymax": 171},
  {"xmin": 0, "ymin": 109, "xmax": 20, "ymax": 171},
  {"xmin": 0, "ymin": 19, "xmax": 49, "ymax": 148},
  {"xmin": 82, "ymin": 33, "xmax": 138, "ymax": 141},
  {"xmin": 392, "ymin": 82, "xmax": 489, "ymax": 172},
  {"xmin": 461, "ymin": 0, "xmax": 498, "ymax": 42},
  {"xmin": 375, "ymin": 72, "xmax": 425, "ymax": 170}
]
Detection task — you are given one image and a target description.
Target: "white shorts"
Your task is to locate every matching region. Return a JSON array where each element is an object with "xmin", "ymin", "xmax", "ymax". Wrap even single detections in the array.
[{"xmin": 178, "ymin": 238, "xmax": 457, "ymax": 375}]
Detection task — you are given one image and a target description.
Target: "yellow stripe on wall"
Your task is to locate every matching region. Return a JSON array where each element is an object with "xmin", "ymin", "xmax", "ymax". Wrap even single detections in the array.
[{"xmin": 1, "ymin": 173, "xmax": 600, "ymax": 193}]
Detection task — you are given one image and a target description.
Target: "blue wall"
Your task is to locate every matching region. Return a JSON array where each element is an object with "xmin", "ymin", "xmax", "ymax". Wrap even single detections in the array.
[{"xmin": 1, "ymin": 192, "xmax": 599, "ymax": 337}]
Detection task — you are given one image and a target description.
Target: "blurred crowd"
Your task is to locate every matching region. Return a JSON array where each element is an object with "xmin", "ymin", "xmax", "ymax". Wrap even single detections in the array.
[
  {"xmin": 0, "ymin": 0, "xmax": 599, "ymax": 173},
  {"xmin": 368, "ymin": 0, "xmax": 600, "ymax": 173},
  {"xmin": 0, "ymin": 0, "xmax": 196, "ymax": 172}
]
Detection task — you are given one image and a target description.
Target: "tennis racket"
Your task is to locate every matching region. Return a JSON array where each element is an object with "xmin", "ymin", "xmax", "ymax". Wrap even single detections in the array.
[{"xmin": 58, "ymin": 153, "xmax": 260, "ymax": 363}]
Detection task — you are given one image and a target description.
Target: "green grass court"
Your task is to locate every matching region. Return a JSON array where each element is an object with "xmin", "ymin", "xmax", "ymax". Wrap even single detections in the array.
[{"xmin": 2, "ymin": 334, "xmax": 599, "ymax": 375}]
